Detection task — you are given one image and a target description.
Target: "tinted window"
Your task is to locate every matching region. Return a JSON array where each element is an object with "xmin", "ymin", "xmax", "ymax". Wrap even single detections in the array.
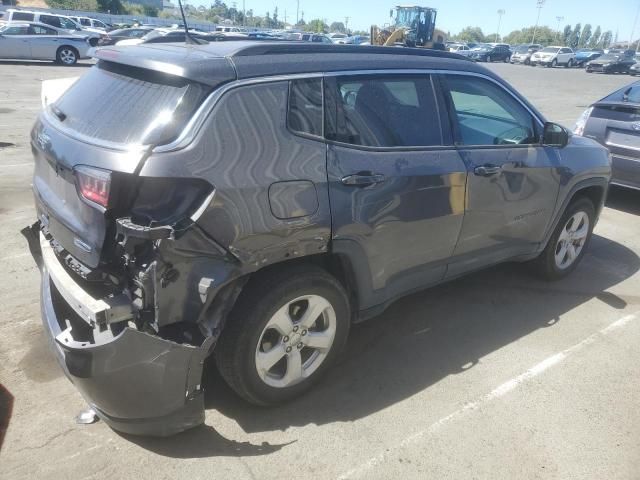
[
  {"xmin": 288, "ymin": 78, "xmax": 323, "ymax": 137},
  {"xmin": 94, "ymin": 20, "xmax": 106, "ymax": 28},
  {"xmin": 59, "ymin": 17, "xmax": 78, "ymax": 29},
  {"xmin": 40, "ymin": 15, "xmax": 61, "ymax": 28},
  {"xmin": 32, "ymin": 25, "xmax": 57, "ymax": 35},
  {"xmin": 12, "ymin": 12, "xmax": 34, "ymax": 21},
  {"xmin": 324, "ymin": 75, "xmax": 442, "ymax": 147},
  {"xmin": 53, "ymin": 62, "xmax": 210, "ymax": 145},
  {"xmin": 444, "ymin": 75, "xmax": 537, "ymax": 146},
  {"xmin": 3, "ymin": 26, "xmax": 29, "ymax": 35}
]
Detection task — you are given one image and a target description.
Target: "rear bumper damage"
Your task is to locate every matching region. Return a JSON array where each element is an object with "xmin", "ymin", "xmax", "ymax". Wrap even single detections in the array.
[{"xmin": 27, "ymin": 226, "xmax": 214, "ymax": 436}]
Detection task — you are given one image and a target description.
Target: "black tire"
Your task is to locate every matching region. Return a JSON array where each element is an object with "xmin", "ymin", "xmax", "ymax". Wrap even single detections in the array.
[
  {"xmin": 551, "ymin": 59, "xmax": 558, "ymax": 68},
  {"xmin": 56, "ymin": 46, "xmax": 78, "ymax": 66},
  {"xmin": 531, "ymin": 197, "xmax": 596, "ymax": 281},
  {"xmin": 504, "ymin": 56, "xmax": 509, "ymax": 63},
  {"xmin": 215, "ymin": 264, "xmax": 350, "ymax": 406},
  {"xmin": 487, "ymin": 55, "xmax": 492, "ymax": 62},
  {"xmin": 524, "ymin": 58, "xmax": 530, "ymax": 65},
  {"xmin": 566, "ymin": 58, "xmax": 573, "ymax": 68}
]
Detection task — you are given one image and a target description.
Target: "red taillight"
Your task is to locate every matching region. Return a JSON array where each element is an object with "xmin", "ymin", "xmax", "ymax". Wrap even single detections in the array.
[{"xmin": 74, "ymin": 166, "xmax": 111, "ymax": 209}]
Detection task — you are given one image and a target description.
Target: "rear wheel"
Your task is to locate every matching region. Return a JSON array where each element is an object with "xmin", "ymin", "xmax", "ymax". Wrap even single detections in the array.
[
  {"xmin": 566, "ymin": 58, "xmax": 573, "ymax": 68},
  {"xmin": 487, "ymin": 55, "xmax": 492, "ymax": 62},
  {"xmin": 551, "ymin": 59, "xmax": 558, "ymax": 68},
  {"xmin": 531, "ymin": 197, "xmax": 595, "ymax": 280},
  {"xmin": 215, "ymin": 265, "xmax": 350, "ymax": 405},
  {"xmin": 56, "ymin": 46, "xmax": 78, "ymax": 66}
]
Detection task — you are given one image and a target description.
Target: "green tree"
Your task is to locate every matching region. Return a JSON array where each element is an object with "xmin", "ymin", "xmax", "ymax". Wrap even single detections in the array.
[
  {"xmin": 307, "ymin": 18, "xmax": 328, "ymax": 33},
  {"xmin": 601, "ymin": 30, "xmax": 613, "ymax": 48},
  {"xmin": 589, "ymin": 26, "xmax": 602, "ymax": 48},
  {"xmin": 330, "ymin": 21, "xmax": 346, "ymax": 33},
  {"xmin": 454, "ymin": 26, "xmax": 486, "ymax": 43},
  {"xmin": 579, "ymin": 24, "xmax": 592, "ymax": 48},
  {"xmin": 503, "ymin": 26, "xmax": 556, "ymax": 46},
  {"xmin": 568, "ymin": 23, "xmax": 581, "ymax": 49},
  {"xmin": 562, "ymin": 24, "xmax": 572, "ymax": 46}
]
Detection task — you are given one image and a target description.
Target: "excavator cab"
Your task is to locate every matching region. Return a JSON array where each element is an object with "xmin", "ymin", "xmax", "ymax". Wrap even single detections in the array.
[{"xmin": 390, "ymin": 5, "xmax": 437, "ymax": 47}]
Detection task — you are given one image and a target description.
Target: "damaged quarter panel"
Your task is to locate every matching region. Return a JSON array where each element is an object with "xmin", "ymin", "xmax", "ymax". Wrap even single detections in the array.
[{"xmin": 138, "ymin": 80, "xmax": 331, "ymax": 306}]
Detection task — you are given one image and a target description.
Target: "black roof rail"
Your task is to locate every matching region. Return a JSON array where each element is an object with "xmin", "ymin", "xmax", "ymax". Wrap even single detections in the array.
[{"xmin": 230, "ymin": 42, "xmax": 468, "ymax": 60}]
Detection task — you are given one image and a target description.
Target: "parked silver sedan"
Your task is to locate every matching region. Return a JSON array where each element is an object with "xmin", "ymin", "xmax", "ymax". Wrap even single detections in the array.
[{"xmin": 0, "ymin": 21, "xmax": 91, "ymax": 65}]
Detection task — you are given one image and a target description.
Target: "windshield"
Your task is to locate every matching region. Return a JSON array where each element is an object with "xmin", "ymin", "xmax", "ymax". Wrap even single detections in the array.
[
  {"xmin": 52, "ymin": 62, "xmax": 210, "ymax": 145},
  {"xmin": 514, "ymin": 45, "xmax": 531, "ymax": 53},
  {"xmin": 142, "ymin": 30, "xmax": 166, "ymax": 40},
  {"xmin": 540, "ymin": 47, "xmax": 559, "ymax": 53},
  {"xmin": 395, "ymin": 7, "xmax": 420, "ymax": 28},
  {"xmin": 599, "ymin": 54, "xmax": 620, "ymax": 61}
]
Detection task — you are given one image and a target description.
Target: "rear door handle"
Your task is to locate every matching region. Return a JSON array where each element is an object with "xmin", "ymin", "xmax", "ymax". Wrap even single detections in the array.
[
  {"xmin": 474, "ymin": 165, "xmax": 502, "ymax": 177},
  {"xmin": 341, "ymin": 173, "xmax": 386, "ymax": 186}
]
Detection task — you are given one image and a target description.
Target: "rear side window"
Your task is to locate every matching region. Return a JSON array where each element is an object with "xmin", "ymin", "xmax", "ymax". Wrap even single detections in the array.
[
  {"xmin": 52, "ymin": 62, "xmax": 210, "ymax": 145},
  {"xmin": 324, "ymin": 75, "xmax": 442, "ymax": 147},
  {"xmin": 288, "ymin": 78, "xmax": 323, "ymax": 137},
  {"xmin": 12, "ymin": 12, "xmax": 34, "ymax": 21}
]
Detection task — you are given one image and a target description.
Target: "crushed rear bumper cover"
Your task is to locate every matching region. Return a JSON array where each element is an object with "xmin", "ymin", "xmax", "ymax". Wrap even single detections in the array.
[{"xmin": 26, "ymin": 225, "xmax": 212, "ymax": 437}]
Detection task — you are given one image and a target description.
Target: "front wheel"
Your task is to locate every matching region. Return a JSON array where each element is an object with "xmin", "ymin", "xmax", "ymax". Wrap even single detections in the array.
[
  {"xmin": 487, "ymin": 55, "xmax": 492, "ymax": 62},
  {"xmin": 215, "ymin": 265, "xmax": 350, "ymax": 405},
  {"xmin": 56, "ymin": 46, "xmax": 78, "ymax": 66},
  {"xmin": 531, "ymin": 197, "xmax": 595, "ymax": 280},
  {"xmin": 551, "ymin": 59, "xmax": 558, "ymax": 68},
  {"xmin": 566, "ymin": 58, "xmax": 573, "ymax": 68}
]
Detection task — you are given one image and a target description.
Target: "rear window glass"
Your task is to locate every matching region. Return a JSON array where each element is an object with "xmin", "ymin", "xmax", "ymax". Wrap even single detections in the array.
[
  {"xmin": 52, "ymin": 62, "xmax": 210, "ymax": 145},
  {"xmin": 12, "ymin": 12, "xmax": 34, "ymax": 21},
  {"xmin": 288, "ymin": 78, "xmax": 323, "ymax": 137}
]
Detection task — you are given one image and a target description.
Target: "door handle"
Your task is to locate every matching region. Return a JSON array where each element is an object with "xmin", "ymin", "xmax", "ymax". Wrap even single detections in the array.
[
  {"xmin": 341, "ymin": 173, "xmax": 386, "ymax": 186},
  {"xmin": 474, "ymin": 165, "xmax": 502, "ymax": 177}
]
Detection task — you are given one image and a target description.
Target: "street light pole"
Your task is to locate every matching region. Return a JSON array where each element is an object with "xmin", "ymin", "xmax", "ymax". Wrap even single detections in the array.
[
  {"xmin": 555, "ymin": 16, "xmax": 564, "ymax": 42},
  {"xmin": 495, "ymin": 9, "xmax": 505, "ymax": 43},
  {"xmin": 630, "ymin": 1, "xmax": 640, "ymax": 51},
  {"xmin": 531, "ymin": 0, "xmax": 546, "ymax": 44}
]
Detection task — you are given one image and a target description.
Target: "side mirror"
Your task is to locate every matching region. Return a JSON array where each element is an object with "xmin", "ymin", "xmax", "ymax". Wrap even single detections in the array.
[{"xmin": 542, "ymin": 122, "xmax": 569, "ymax": 148}]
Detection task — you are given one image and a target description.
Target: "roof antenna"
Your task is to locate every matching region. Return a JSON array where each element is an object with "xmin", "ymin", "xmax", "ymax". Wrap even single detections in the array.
[{"xmin": 177, "ymin": 0, "xmax": 202, "ymax": 45}]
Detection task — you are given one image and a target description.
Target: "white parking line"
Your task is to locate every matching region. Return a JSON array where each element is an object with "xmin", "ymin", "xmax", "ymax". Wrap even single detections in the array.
[
  {"xmin": 1, "ymin": 163, "xmax": 33, "ymax": 168},
  {"xmin": 337, "ymin": 310, "xmax": 640, "ymax": 480}
]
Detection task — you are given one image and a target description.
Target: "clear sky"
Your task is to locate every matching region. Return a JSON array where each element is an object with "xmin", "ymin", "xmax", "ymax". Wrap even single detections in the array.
[{"xmin": 189, "ymin": 0, "xmax": 640, "ymax": 41}]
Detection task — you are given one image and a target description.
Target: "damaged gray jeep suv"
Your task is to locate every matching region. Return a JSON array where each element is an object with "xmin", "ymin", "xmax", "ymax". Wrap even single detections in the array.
[{"xmin": 24, "ymin": 42, "xmax": 611, "ymax": 436}]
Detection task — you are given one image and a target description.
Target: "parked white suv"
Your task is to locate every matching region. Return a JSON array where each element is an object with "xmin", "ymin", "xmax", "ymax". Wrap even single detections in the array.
[
  {"xmin": 530, "ymin": 46, "xmax": 575, "ymax": 67},
  {"xmin": 71, "ymin": 16, "xmax": 108, "ymax": 32},
  {"xmin": 448, "ymin": 44, "xmax": 472, "ymax": 57}
]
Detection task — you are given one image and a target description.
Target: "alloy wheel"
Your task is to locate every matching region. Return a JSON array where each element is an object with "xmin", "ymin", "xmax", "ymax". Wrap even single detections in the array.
[
  {"xmin": 254, "ymin": 294, "xmax": 336, "ymax": 388},
  {"xmin": 59, "ymin": 48, "xmax": 77, "ymax": 65},
  {"xmin": 554, "ymin": 211, "xmax": 590, "ymax": 270}
]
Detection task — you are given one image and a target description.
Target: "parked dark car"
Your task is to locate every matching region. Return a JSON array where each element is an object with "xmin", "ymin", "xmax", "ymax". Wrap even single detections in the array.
[
  {"xmin": 96, "ymin": 26, "xmax": 153, "ymax": 46},
  {"xmin": 469, "ymin": 44, "xmax": 511, "ymax": 62},
  {"xmin": 510, "ymin": 43, "xmax": 542, "ymax": 65},
  {"xmin": 575, "ymin": 80, "xmax": 640, "ymax": 189},
  {"xmin": 629, "ymin": 61, "xmax": 640, "ymax": 75},
  {"xmin": 586, "ymin": 51, "xmax": 636, "ymax": 73},
  {"xmin": 574, "ymin": 48, "xmax": 604, "ymax": 67},
  {"xmin": 24, "ymin": 41, "xmax": 611, "ymax": 437}
]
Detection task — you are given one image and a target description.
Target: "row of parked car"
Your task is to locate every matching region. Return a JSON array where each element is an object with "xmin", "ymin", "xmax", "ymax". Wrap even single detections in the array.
[{"xmin": 448, "ymin": 40, "xmax": 640, "ymax": 74}]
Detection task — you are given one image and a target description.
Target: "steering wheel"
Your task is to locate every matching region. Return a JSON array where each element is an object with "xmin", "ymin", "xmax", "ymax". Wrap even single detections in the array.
[{"xmin": 494, "ymin": 126, "xmax": 531, "ymax": 145}]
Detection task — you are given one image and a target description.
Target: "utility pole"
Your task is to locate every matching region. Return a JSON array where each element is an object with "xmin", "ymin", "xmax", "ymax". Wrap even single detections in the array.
[
  {"xmin": 242, "ymin": 0, "xmax": 245, "ymax": 27},
  {"xmin": 296, "ymin": 0, "xmax": 300, "ymax": 24},
  {"xmin": 495, "ymin": 9, "xmax": 505, "ymax": 42},
  {"xmin": 555, "ymin": 16, "xmax": 564, "ymax": 42},
  {"xmin": 531, "ymin": 0, "xmax": 546, "ymax": 44},
  {"xmin": 344, "ymin": 16, "xmax": 350, "ymax": 33}
]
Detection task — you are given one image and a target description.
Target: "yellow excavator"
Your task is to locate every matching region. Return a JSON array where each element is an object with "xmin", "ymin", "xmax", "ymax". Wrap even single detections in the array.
[{"xmin": 370, "ymin": 5, "xmax": 447, "ymax": 49}]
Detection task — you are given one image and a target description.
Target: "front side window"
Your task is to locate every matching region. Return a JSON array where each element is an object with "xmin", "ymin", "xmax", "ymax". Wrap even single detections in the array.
[
  {"xmin": 32, "ymin": 25, "xmax": 57, "ymax": 35},
  {"xmin": 40, "ymin": 15, "xmax": 61, "ymax": 28},
  {"xmin": 80, "ymin": 18, "xmax": 91, "ymax": 26},
  {"xmin": 288, "ymin": 78, "xmax": 323, "ymax": 137},
  {"xmin": 324, "ymin": 75, "xmax": 442, "ymax": 147},
  {"xmin": 444, "ymin": 75, "xmax": 538, "ymax": 146}
]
